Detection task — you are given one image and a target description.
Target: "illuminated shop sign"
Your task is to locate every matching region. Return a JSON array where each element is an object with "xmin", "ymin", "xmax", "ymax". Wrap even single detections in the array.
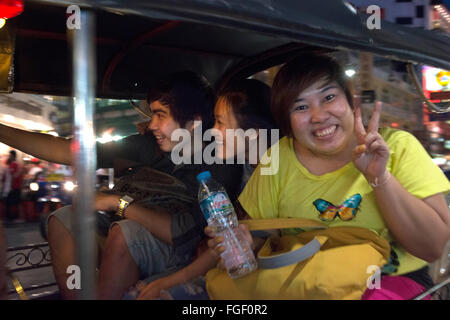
[{"xmin": 423, "ymin": 66, "xmax": 450, "ymax": 95}]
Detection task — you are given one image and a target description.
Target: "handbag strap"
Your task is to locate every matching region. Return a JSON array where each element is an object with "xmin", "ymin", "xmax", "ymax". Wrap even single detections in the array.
[
  {"xmin": 258, "ymin": 237, "xmax": 323, "ymax": 269},
  {"xmin": 239, "ymin": 218, "xmax": 328, "ymax": 269}
]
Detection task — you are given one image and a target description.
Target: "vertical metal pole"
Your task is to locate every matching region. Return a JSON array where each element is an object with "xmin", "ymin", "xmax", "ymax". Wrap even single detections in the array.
[{"xmin": 71, "ymin": 10, "xmax": 97, "ymax": 300}]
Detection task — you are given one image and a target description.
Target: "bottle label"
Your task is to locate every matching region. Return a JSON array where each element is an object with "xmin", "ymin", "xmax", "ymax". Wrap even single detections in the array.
[{"xmin": 200, "ymin": 192, "xmax": 233, "ymax": 221}]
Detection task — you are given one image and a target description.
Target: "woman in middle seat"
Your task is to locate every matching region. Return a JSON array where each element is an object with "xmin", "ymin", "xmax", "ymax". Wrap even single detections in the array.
[{"xmin": 134, "ymin": 78, "xmax": 278, "ymax": 300}]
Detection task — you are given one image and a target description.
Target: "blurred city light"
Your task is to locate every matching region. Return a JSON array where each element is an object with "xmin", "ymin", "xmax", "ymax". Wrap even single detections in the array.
[
  {"xmin": 0, "ymin": 0, "xmax": 24, "ymax": 19},
  {"xmin": 64, "ymin": 181, "xmax": 76, "ymax": 192},
  {"xmin": 345, "ymin": 68, "xmax": 356, "ymax": 77},
  {"xmin": 96, "ymin": 131, "xmax": 124, "ymax": 144},
  {"xmin": 29, "ymin": 182, "xmax": 39, "ymax": 192},
  {"xmin": 432, "ymin": 157, "xmax": 446, "ymax": 166}
]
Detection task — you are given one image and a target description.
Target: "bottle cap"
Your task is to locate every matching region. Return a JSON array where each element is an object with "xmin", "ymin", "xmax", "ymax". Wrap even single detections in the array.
[{"xmin": 196, "ymin": 171, "xmax": 211, "ymax": 182}]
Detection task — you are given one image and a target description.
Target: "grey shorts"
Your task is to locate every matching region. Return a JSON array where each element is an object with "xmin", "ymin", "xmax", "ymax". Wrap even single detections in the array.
[{"xmin": 46, "ymin": 205, "xmax": 193, "ymax": 279}]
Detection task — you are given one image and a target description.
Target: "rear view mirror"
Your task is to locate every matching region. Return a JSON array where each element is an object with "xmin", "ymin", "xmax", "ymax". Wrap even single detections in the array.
[{"xmin": 0, "ymin": 23, "xmax": 14, "ymax": 93}]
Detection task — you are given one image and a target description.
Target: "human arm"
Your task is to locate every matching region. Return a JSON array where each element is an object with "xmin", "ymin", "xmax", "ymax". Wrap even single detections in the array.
[
  {"xmin": 137, "ymin": 248, "xmax": 219, "ymax": 300},
  {"xmin": 0, "ymin": 123, "xmax": 72, "ymax": 165},
  {"xmin": 372, "ymin": 180, "xmax": 449, "ymax": 262},
  {"xmin": 124, "ymin": 204, "xmax": 173, "ymax": 244},
  {"xmin": 352, "ymin": 102, "xmax": 450, "ymax": 262},
  {"xmin": 133, "ymin": 207, "xmax": 266, "ymax": 300},
  {"xmin": 136, "ymin": 222, "xmax": 262, "ymax": 300},
  {"xmin": 95, "ymin": 193, "xmax": 173, "ymax": 244}
]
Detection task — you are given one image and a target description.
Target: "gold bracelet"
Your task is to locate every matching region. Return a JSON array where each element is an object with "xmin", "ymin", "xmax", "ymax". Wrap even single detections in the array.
[{"xmin": 369, "ymin": 171, "xmax": 391, "ymax": 188}]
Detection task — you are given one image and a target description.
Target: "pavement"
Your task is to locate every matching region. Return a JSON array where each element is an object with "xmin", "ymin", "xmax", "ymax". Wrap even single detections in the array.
[{"xmin": 3, "ymin": 221, "xmax": 59, "ymax": 300}]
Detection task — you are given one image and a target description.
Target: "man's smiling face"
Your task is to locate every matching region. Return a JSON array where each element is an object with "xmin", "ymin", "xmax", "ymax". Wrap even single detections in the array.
[{"xmin": 148, "ymin": 100, "xmax": 183, "ymax": 152}]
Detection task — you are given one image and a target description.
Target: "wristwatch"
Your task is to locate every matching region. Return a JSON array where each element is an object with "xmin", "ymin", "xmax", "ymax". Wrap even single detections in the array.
[{"xmin": 116, "ymin": 195, "xmax": 134, "ymax": 218}]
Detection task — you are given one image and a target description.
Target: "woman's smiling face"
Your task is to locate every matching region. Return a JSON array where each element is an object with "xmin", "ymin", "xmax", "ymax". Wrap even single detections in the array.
[
  {"xmin": 213, "ymin": 97, "xmax": 241, "ymax": 160},
  {"xmin": 289, "ymin": 78, "xmax": 355, "ymax": 158}
]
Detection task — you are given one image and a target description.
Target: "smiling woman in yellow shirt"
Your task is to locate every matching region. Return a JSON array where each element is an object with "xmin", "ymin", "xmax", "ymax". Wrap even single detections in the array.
[
  {"xmin": 238, "ymin": 53, "xmax": 450, "ymax": 300},
  {"xmin": 239, "ymin": 127, "xmax": 449, "ymax": 276}
]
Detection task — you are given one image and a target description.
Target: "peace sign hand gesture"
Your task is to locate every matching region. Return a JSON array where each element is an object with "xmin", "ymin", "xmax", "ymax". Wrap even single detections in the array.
[{"xmin": 352, "ymin": 101, "xmax": 390, "ymax": 185}]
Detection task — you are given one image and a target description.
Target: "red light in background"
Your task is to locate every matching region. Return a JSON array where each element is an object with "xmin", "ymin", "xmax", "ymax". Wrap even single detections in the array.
[
  {"xmin": 0, "ymin": 0, "xmax": 24, "ymax": 19},
  {"xmin": 391, "ymin": 123, "xmax": 399, "ymax": 128}
]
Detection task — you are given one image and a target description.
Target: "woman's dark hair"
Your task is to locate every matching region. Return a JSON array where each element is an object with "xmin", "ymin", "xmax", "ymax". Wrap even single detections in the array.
[
  {"xmin": 271, "ymin": 53, "xmax": 354, "ymax": 136},
  {"xmin": 147, "ymin": 71, "xmax": 215, "ymax": 132},
  {"xmin": 219, "ymin": 79, "xmax": 276, "ymax": 131}
]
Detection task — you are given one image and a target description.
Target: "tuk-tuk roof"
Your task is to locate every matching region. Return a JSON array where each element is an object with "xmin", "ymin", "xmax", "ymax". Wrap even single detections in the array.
[{"xmin": 9, "ymin": 0, "xmax": 450, "ymax": 98}]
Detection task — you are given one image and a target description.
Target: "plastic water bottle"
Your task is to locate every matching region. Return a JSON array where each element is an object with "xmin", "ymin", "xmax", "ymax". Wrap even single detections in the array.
[{"xmin": 197, "ymin": 171, "xmax": 257, "ymax": 278}]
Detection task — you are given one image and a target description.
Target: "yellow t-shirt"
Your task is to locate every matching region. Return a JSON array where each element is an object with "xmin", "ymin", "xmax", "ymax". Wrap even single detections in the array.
[{"xmin": 238, "ymin": 127, "xmax": 449, "ymax": 276}]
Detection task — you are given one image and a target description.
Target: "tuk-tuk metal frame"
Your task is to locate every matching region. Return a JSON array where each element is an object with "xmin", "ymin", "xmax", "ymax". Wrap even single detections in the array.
[{"xmin": 70, "ymin": 9, "xmax": 97, "ymax": 300}]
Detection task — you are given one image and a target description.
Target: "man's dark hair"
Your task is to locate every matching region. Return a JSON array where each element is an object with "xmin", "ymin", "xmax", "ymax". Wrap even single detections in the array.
[
  {"xmin": 147, "ymin": 71, "xmax": 215, "ymax": 132},
  {"xmin": 9, "ymin": 150, "xmax": 16, "ymax": 159}
]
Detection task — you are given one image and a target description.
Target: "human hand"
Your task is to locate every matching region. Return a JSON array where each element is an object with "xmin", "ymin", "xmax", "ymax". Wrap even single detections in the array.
[
  {"xmin": 205, "ymin": 224, "xmax": 254, "ymax": 270},
  {"xmin": 352, "ymin": 101, "xmax": 390, "ymax": 184},
  {"xmin": 204, "ymin": 226, "xmax": 225, "ymax": 270},
  {"xmin": 94, "ymin": 192, "xmax": 120, "ymax": 212},
  {"xmin": 137, "ymin": 278, "xmax": 172, "ymax": 300}
]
